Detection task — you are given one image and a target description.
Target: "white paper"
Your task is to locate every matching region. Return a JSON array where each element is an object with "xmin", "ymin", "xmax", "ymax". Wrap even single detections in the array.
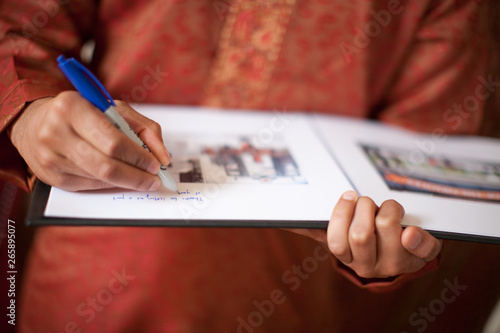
[
  {"xmin": 42, "ymin": 106, "xmax": 500, "ymax": 240},
  {"xmin": 44, "ymin": 106, "xmax": 354, "ymax": 225},
  {"xmin": 312, "ymin": 114, "xmax": 500, "ymax": 239}
]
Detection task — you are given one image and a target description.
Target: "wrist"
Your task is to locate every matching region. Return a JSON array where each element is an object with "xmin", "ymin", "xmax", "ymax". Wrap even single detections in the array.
[{"xmin": 8, "ymin": 97, "xmax": 53, "ymax": 146}]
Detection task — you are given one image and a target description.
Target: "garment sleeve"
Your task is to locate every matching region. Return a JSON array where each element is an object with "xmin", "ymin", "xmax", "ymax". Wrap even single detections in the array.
[
  {"xmin": 0, "ymin": 0, "xmax": 96, "ymax": 191},
  {"xmin": 333, "ymin": 251, "xmax": 442, "ymax": 293},
  {"xmin": 373, "ymin": 0, "xmax": 491, "ymax": 135},
  {"xmin": 480, "ymin": 1, "xmax": 500, "ymax": 138}
]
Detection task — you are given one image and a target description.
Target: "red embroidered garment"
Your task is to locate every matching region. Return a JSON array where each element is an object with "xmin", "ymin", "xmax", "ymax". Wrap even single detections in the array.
[{"xmin": 1, "ymin": 0, "xmax": 500, "ymax": 332}]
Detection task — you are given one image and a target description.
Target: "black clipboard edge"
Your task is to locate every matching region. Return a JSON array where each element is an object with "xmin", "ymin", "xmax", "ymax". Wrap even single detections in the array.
[
  {"xmin": 26, "ymin": 180, "xmax": 51, "ymax": 227},
  {"xmin": 26, "ymin": 181, "xmax": 500, "ymax": 245},
  {"xmin": 25, "ymin": 181, "xmax": 330, "ymax": 228}
]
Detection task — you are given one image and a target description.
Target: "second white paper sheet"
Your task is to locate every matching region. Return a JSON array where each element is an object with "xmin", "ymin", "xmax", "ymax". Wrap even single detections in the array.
[{"xmin": 313, "ymin": 114, "xmax": 500, "ymax": 240}]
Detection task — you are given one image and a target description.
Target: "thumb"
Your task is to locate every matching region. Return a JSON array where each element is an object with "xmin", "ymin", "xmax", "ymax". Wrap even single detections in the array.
[{"xmin": 401, "ymin": 226, "xmax": 442, "ymax": 262}]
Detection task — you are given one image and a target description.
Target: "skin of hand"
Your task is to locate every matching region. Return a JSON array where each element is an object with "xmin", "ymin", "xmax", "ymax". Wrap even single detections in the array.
[
  {"xmin": 9, "ymin": 91, "xmax": 172, "ymax": 192},
  {"xmin": 287, "ymin": 191, "xmax": 442, "ymax": 279}
]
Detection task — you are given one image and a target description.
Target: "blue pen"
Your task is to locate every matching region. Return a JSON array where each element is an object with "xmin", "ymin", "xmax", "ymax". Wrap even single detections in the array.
[{"xmin": 57, "ymin": 55, "xmax": 178, "ymax": 192}]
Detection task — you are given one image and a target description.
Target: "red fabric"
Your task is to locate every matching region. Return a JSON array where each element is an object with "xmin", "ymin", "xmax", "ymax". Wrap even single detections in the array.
[{"xmin": 1, "ymin": 0, "xmax": 499, "ymax": 332}]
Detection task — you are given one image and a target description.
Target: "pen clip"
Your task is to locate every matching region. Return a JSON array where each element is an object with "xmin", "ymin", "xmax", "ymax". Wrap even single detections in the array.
[
  {"xmin": 57, "ymin": 55, "xmax": 116, "ymax": 111},
  {"xmin": 71, "ymin": 57, "xmax": 116, "ymax": 107}
]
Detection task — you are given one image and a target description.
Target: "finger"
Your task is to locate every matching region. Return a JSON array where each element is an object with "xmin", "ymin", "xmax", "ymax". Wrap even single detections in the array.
[
  {"xmin": 36, "ymin": 138, "xmax": 159, "ymax": 192},
  {"xmin": 374, "ymin": 199, "xmax": 407, "ymax": 276},
  {"xmin": 59, "ymin": 93, "xmax": 162, "ymax": 175},
  {"xmin": 50, "ymin": 173, "xmax": 115, "ymax": 192},
  {"xmin": 348, "ymin": 196, "xmax": 378, "ymax": 272},
  {"xmin": 327, "ymin": 190, "xmax": 358, "ymax": 264},
  {"xmin": 29, "ymin": 108, "xmax": 103, "ymax": 181},
  {"xmin": 29, "ymin": 148, "xmax": 71, "ymax": 188},
  {"xmin": 35, "ymin": 111, "xmax": 138, "ymax": 184},
  {"xmin": 402, "ymin": 226, "xmax": 442, "ymax": 262},
  {"xmin": 115, "ymin": 101, "xmax": 172, "ymax": 166},
  {"xmin": 29, "ymin": 144, "xmax": 114, "ymax": 191},
  {"xmin": 64, "ymin": 131, "xmax": 162, "ymax": 191}
]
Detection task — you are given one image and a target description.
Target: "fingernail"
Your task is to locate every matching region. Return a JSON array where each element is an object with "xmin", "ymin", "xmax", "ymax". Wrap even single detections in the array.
[
  {"xmin": 408, "ymin": 231, "xmax": 422, "ymax": 250},
  {"xmin": 164, "ymin": 149, "xmax": 172, "ymax": 165},
  {"xmin": 342, "ymin": 190, "xmax": 357, "ymax": 201}
]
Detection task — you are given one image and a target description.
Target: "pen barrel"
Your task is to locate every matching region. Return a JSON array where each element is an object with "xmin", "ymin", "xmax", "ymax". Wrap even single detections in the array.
[
  {"xmin": 103, "ymin": 106, "xmax": 148, "ymax": 149},
  {"xmin": 103, "ymin": 106, "xmax": 178, "ymax": 192}
]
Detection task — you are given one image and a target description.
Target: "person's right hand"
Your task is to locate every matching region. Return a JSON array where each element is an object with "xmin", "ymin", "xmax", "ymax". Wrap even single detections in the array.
[{"xmin": 9, "ymin": 91, "xmax": 171, "ymax": 192}]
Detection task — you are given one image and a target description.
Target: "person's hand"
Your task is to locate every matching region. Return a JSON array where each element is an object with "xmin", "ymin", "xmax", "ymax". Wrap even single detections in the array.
[
  {"xmin": 327, "ymin": 191, "xmax": 442, "ymax": 278},
  {"xmin": 285, "ymin": 191, "xmax": 442, "ymax": 279},
  {"xmin": 9, "ymin": 91, "xmax": 171, "ymax": 192}
]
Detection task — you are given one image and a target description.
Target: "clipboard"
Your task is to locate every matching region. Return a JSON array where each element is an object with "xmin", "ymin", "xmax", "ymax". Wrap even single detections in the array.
[{"xmin": 26, "ymin": 105, "xmax": 500, "ymax": 244}]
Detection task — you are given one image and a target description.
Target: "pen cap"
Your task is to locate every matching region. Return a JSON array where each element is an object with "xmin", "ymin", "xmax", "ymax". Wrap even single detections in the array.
[{"xmin": 57, "ymin": 55, "xmax": 116, "ymax": 112}]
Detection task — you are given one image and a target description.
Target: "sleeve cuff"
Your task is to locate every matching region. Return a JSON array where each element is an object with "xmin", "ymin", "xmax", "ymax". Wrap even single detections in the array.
[
  {"xmin": 0, "ymin": 80, "xmax": 66, "ymax": 191},
  {"xmin": 332, "ymin": 252, "xmax": 442, "ymax": 293},
  {"xmin": 0, "ymin": 131, "xmax": 36, "ymax": 192}
]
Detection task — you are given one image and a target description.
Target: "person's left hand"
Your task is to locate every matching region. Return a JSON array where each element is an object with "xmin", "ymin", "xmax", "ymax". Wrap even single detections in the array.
[{"xmin": 286, "ymin": 191, "xmax": 442, "ymax": 279}]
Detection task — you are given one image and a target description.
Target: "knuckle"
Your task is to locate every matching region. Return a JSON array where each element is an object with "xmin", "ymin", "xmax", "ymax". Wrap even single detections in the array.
[
  {"xmin": 88, "ymin": 127, "xmax": 104, "ymax": 142},
  {"xmin": 134, "ymin": 175, "xmax": 156, "ymax": 191},
  {"xmin": 97, "ymin": 161, "xmax": 118, "ymax": 181},
  {"xmin": 74, "ymin": 141, "xmax": 91, "ymax": 159},
  {"xmin": 354, "ymin": 267, "xmax": 374, "ymax": 279},
  {"xmin": 148, "ymin": 121, "xmax": 162, "ymax": 135},
  {"xmin": 328, "ymin": 241, "xmax": 349, "ymax": 259},
  {"xmin": 375, "ymin": 214, "xmax": 398, "ymax": 230},
  {"xmin": 90, "ymin": 179, "xmax": 112, "ymax": 191},
  {"xmin": 36, "ymin": 124, "xmax": 53, "ymax": 144},
  {"xmin": 52, "ymin": 92, "xmax": 75, "ymax": 115},
  {"xmin": 349, "ymin": 228, "xmax": 372, "ymax": 246},
  {"xmin": 37, "ymin": 150, "xmax": 55, "ymax": 169},
  {"xmin": 133, "ymin": 153, "xmax": 152, "ymax": 171},
  {"xmin": 37, "ymin": 113, "xmax": 63, "ymax": 144},
  {"xmin": 103, "ymin": 137, "xmax": 122, "ymax": 157},
  {"xmin": 381, "ymin": 262, "xmax": 402, "ymax": 278}
]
